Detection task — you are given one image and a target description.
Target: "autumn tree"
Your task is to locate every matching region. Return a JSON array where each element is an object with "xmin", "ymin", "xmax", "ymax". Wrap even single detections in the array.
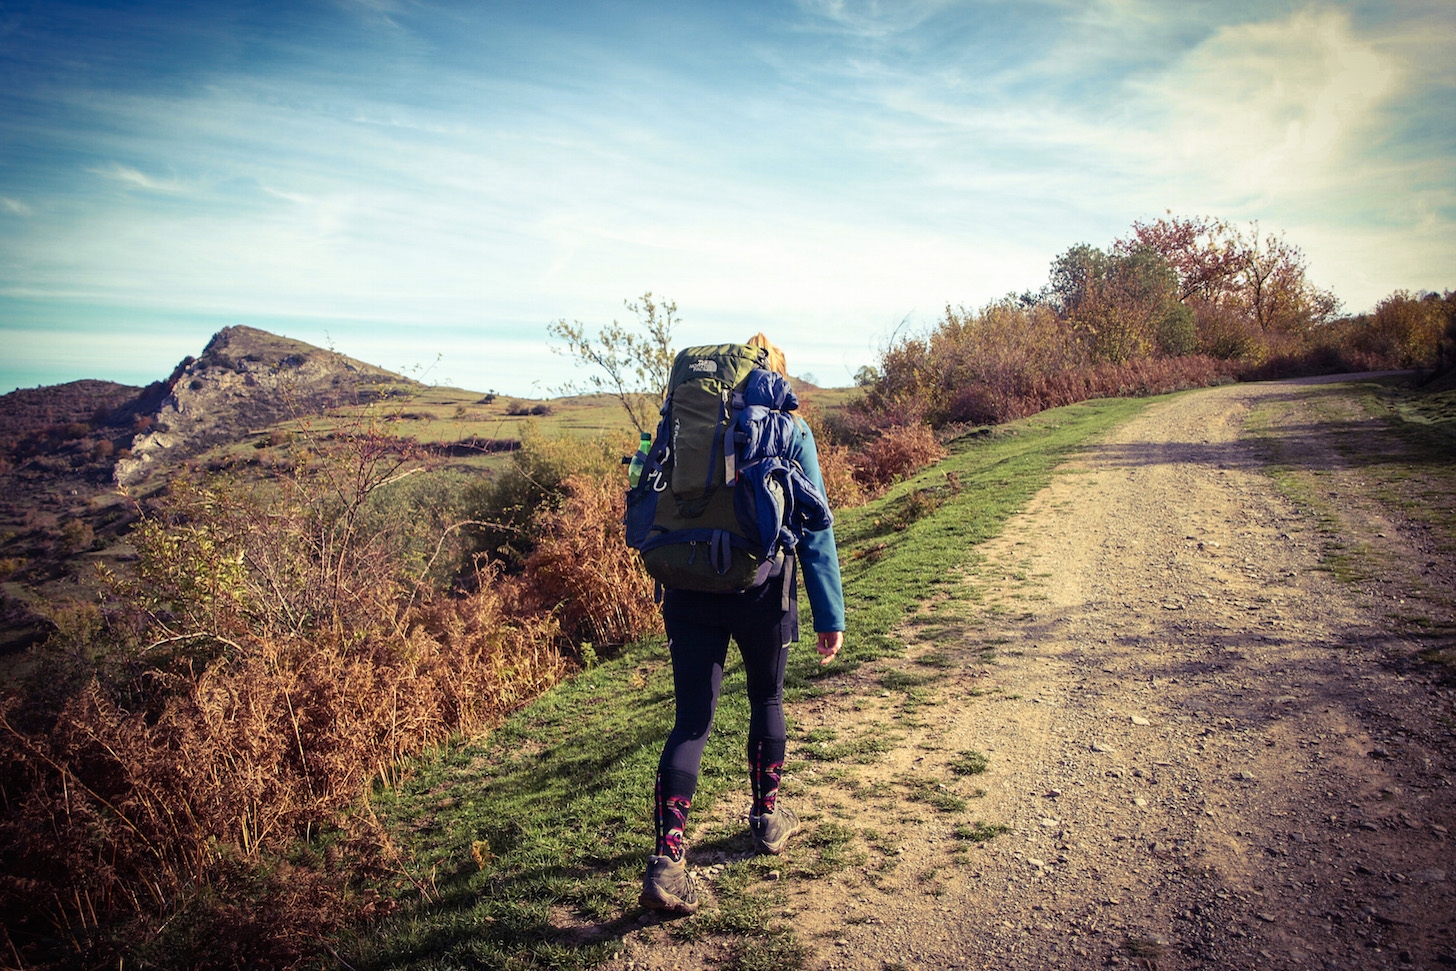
[
  {"xmin": 1046, "ymin": 243, "xmax": 1192, "ymax": 362},
  {"xmin": 1231, "ymin": 223, "xmax": 1339, "ymax": 338},
  {"xmin": 1123, "ymin": 214, "xmax": 1242, "ymax": 303},
  {"xmin": 1119, "ymin": 215, "xmax": 1338, "ymax": 357},
  {"xmin": 1359, "ymin": 290, "xmax": 1455, "ymax": 368}
]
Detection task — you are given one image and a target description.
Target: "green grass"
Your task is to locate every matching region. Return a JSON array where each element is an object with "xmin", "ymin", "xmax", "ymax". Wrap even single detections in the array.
[
  {"xmin": 1248, "ymin": 376, "xmax": 1456, "ymax": 646},
  {"xmin": 949, "ymin": 749, "xmax": 990, "ymax": 776},
  {"xmin": 797, "ymin": 725, "xmax": 901, "ymax": 763},
  {"xmin": 952, "ymin": 821, "xmax": 1011, "ymax": 843},
  {"xmin": 878, "ymin": 669, "xmax": 936, "ymax": 691},
  {"xmin": 898, "ymin": 774, "xmax": 969, "ymax": 813},
  {"xmin": 339, "ymin": 394, "xmax": 1153, "ymax": 969}
]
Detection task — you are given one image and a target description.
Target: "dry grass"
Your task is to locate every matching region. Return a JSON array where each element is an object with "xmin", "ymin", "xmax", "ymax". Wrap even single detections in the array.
[
  {"xmin": 0, "ymin": 572, "xmax": 569, "ymax": 967},
  {"xmin": 0, "ymin": 423, "xmax": 649, "ymax": 966},
  {"xmin": 852, "ymin": 423, "xmax": 947, "ymax": 492},
  {"xmin": 521, "ymin": 472, "xmax": 661, "ymax": 651}
]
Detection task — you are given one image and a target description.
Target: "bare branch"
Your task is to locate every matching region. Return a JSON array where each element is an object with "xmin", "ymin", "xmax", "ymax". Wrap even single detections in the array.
[{"xmin": 547, "ymin": 292, "xmax": 677, "ymax": 434}]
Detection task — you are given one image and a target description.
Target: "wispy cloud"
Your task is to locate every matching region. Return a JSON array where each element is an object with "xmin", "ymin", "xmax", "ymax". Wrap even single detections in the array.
[
  {"xmin": 0, "ymin": 196, "xmax": 30, "ymax": 216},
  {"xmin": 791, "ymin": 0, "xmax": 959, "ymax": 39},
  {"xmin": 1143, "ymin": 8, "xmax": 1399, "ymax": 199},
  {"xmin": 89, "ymin": 162, "xmax": 190, "ymax": 194}
]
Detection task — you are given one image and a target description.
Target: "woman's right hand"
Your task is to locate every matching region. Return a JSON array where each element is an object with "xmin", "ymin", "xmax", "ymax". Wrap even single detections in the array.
[{"xmin": 816, "ymin": 631, "xmax": 843, "ymax": 666}]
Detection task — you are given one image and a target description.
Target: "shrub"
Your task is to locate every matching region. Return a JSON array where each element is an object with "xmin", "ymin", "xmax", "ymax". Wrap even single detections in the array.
[
  {"xmin": 813, "ymin": 437, "xmax": 867, "ymax": 509},
  {"xmin": 1193, "ymin": 299, "xmax": 1266, "ymax": 362},
  {"xmin": 460, "ymin": 424, "xmax": 627, "ymax": 569},
  {"xmin": 58, "ymin": 518, "xmax": 96, "ymax": 555},
  {"xmin": 843, "ymin": 295, "xmax": 1230, "ymax": 455},
  {"xmin": 521, "ymin": 473, "xmax": 660, "ymax": 650},
  {"xmin": 0, "ymin": 418, "xmax": 574, "ymax": 967},
  {"xmin": 1360, "ymin": 291, "xmax": 1449, "ymax": 367},
  {"xmin": 796, "ymin": 400, "xmax": 866, "ymax": 509},
  {"xmin": 1, "ymin": 577, "xmax": 567, "ymax": 968},
  {"xmin": 858, "ymin": 299, "xmax": 1090, "ymax": 430},
  {"xmin": 1439, "ymin": 309, "xmax": 1456, "ymax": 376},
  {"xmin": 1158, "ymin": 302, "xmax": 1197, "ymax": 357},
  {"xmin": 853, "ymin": 423, "xmax": 946, "ymax": 492},
  {"xmin": 357, "ymin": 469, "xmax": 475, "ymax": 592}
]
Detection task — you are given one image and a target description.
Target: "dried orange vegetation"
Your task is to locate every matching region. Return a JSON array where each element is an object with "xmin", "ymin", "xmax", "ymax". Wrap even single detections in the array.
[
  {"xmin": 0, "ymin": 576, "xmax": 569, "ymax": 966},
  {"xmin": 522, "ymin": 472, "xmax": 661, "ymax": 650},
  {"xmin": 853, "ymin": 300, "xmax": 1233, "ymax": 432},
  {"xmin": 795, "ymin": 400, "xmax": 867, "ymax": 509},
  {"xmin": 852, "ymin": 423, "xmax": 946, "ymax": 492},
  {"xmin": 0, "ymin": 418, "xmax": 666, "ymax": 967}
]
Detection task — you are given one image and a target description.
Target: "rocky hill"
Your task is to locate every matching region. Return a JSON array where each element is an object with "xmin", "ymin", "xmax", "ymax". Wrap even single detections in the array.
[
  {"xmin": 114, "ymin": 326, "xmax": 413, "ymax": 485},
  {"xmin": 0, "ymin": 325, "xmax": 417, "ymax": 653}
]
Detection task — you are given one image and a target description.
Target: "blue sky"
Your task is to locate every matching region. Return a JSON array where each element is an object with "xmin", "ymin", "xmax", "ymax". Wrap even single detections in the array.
[{"xmin": 1, "ymin": 0, "xmax": 1452, "ymax": 395}]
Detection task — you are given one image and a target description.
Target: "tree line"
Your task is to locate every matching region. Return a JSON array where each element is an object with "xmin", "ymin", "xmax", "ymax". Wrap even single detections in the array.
[{"xmin": 839, "ymin": 215, "xmax": 1454, "ymax": 435}]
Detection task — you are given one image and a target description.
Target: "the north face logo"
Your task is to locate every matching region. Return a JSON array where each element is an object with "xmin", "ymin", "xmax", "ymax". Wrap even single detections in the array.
[{"xmin": 689, "ymin": 359, "xmax": 717, "ymax": 374}]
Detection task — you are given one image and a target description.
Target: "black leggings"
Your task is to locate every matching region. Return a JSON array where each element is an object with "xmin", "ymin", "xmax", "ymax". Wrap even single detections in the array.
[{"xmin": 658, "ymin": 576, "xmax": 796, "ymax": 790}]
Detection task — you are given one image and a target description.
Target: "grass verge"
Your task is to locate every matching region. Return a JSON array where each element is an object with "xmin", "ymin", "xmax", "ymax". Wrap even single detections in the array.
[
  {"xmin": 1248, "ymin": 374, "xmax": 1456, "ymax": 656},
  {"xmin": 341, "ymin": 394, "xmax": 1152, "ymax": 969}
]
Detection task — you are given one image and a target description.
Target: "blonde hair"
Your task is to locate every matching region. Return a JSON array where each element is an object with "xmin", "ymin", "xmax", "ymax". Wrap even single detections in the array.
[{"xmin": 746, "ymin": 332, "xmax": 788, "ymax": 377}]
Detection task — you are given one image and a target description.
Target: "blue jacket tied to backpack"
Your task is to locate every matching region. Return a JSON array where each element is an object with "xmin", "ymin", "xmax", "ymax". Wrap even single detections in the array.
[
  {"xmin": 733, "ymin": 370, "xmax": 833, "ymax": 558},
  {"xmin": 737, "ymin": 369, "xmax": 844, "ymax": 634}
]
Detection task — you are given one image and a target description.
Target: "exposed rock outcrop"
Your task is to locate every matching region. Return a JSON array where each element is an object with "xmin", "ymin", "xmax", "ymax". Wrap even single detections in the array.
[{"xmin": 114, "ymin": 326, "xmax": 414, "ymax": 486}]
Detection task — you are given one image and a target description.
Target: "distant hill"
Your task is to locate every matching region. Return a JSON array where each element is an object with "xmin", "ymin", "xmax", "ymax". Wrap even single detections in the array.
[
  {"xmin": 115, "ymin": 325, "xmax": 415, "ymax": 485},
  {"xmin": 0, "ymin": 325, "xmax": 418, "ymax": 654},
  {"xmin": 0, "ymin": 380, "xmax": 146, "ymax": 449}
]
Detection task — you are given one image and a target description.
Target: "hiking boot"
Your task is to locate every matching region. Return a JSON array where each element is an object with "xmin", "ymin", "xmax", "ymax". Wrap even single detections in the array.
[
  {"xmin": 639, "ymin": 854, "xmax": 699, "ymax": 915},
  {"xmin": 750, "ymin": 805, "xmax": 801, "ymax": 855}
]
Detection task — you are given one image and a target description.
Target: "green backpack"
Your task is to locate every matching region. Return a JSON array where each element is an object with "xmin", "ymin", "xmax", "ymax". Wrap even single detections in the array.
[{"xmin": 624, "ymin": 343, "xmax": 780, "ymax": 591}]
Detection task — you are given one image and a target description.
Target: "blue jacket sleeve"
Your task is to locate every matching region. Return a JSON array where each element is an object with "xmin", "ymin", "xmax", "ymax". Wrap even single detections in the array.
[{"xmin": 790, "ymin": 418, "xmax": 846, "ymax": 633}]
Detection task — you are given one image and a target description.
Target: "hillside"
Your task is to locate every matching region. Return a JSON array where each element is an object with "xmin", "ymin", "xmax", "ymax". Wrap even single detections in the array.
[
  {"xmin": 0, "ymin": 325, "xmax": 420, "ymax": 652},
  {"xmin": 113, "ymin": 325, "xmax": 414, "ymax": 485},
  {"xmin": 0, "ymin": 379, "xmax": 149, "ymax": 449},
  {"xmin": 0, "ymin": 324, "xmax": 857, "ymax": 655}
]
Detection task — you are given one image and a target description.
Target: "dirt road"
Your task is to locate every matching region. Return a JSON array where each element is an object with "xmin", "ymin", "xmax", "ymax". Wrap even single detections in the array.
[{"xmin": 622, "ymin": 375, "xmax": 1456, "ymax": 970}]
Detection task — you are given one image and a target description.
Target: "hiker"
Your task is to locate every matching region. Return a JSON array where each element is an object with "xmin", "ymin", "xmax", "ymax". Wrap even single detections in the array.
[{"xmin": 639, "ymin": 333, "xmax": 845, "ymax": 915}]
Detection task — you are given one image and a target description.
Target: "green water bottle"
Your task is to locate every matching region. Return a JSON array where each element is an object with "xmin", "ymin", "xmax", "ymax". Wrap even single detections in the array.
[{"xmin": 627, "ymin": 432, "xmax": 651, "ymax": 487}]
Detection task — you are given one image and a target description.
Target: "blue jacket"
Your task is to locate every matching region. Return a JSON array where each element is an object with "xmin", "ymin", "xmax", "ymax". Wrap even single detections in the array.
[
  {"xmin": 787, "ymin": 417, "xmax": 845, "ymax": 634},
  {"xmin": 733, "ymin": 372, "xmax": 832, "ymax": 560},
  {"xmin": 732, "ymin": 369, "xmax": 844, "ymax": 633}
]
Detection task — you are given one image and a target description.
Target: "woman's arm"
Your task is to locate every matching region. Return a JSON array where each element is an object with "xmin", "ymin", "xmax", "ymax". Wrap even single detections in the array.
[{"xmin": 791, "ymin": 419, "xmax": 846, "ymax": 639}]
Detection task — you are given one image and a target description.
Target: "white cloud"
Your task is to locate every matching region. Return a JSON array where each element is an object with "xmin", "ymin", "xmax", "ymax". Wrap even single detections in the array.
[
  {"xmin": 0, "ymin": 196, "xmax": 31, "ymax": 216},
  {"xmin": 791, "ymin": 0, "xmax": 958, "ymax": 40},
  {"xmin": 89, "ymin": 162, "xmax": 189, "ymax": 193},
  {"xmin": 1142, "ymin": 8, "xmax": 1399, "ymax": 199}
]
